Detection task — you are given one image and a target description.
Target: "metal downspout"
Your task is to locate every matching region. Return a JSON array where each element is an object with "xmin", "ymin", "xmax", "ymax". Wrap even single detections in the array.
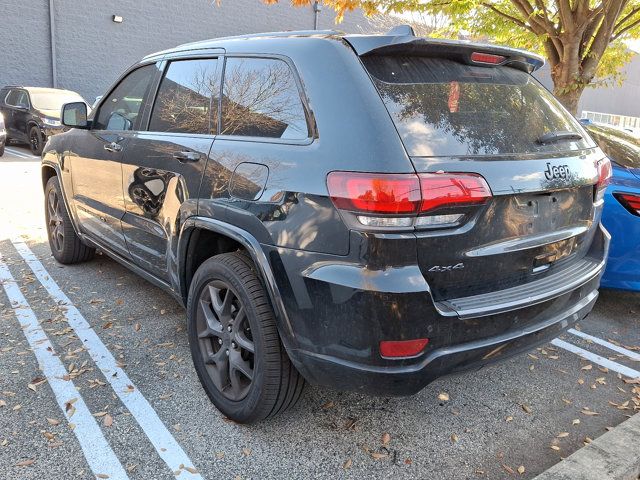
[
  {"xmin": 49, "ymin": 0, "xmax": 57, "ymax": 87},
  {"xmin": 313, "ymin": 1, "xmax": 321, "ymax": 30}
]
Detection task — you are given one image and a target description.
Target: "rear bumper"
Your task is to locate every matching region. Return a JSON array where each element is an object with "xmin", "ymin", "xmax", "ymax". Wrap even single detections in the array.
[
  {"xmin": 266, "ymin": 224, "xmax": 608, "ymax": 396},
  {"xmin": 292, "ymin": 288, "xmax": 597, "ymax": 395}
]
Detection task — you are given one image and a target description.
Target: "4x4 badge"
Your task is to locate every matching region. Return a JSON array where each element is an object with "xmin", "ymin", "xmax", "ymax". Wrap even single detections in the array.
[{"xmin": 428, "ymin": 263, "xmax": 464, "ymax": 272}]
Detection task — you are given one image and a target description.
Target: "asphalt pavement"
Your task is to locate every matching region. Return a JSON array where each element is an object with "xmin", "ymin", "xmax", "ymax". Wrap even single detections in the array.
[{"xmin": 0, "ymin": 144, "xmax": 638, "ymax": 480}]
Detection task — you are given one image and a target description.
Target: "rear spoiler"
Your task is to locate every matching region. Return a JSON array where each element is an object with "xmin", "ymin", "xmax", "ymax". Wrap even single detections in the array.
[{"xmin": 343, "ymin": 34, "xmax": 545, "ymax": 73}]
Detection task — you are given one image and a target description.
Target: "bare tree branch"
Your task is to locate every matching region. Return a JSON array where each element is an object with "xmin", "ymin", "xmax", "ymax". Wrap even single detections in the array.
[
  {"xmin": 481, "ymin": 2, "xmax": 531, "ymax": 29},
  {"xmin": 613, "ymin": 15, "xmax": 640, "ymax": 38}
]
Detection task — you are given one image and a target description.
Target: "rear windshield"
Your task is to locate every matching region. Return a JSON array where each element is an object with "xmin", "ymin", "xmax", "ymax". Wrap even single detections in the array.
[
  {"xmin": 586, "ymin": 125, "xmax": 640, "ymax": 169},
  {"xmin": 362, "ymin": 56, "xmax": 593, "ymax": 157}
]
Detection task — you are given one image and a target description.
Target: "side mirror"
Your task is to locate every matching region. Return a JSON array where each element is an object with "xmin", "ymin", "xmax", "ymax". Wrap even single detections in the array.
[{"xmin": 61, "ymin": 102, "xmax": 88, "ymax": 128}]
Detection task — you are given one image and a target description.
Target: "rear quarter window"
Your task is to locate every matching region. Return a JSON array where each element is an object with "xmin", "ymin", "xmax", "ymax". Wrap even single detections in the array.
[
  {"xmin": 362, "ymin": 55, "xmax": 593, "ymax": 157},
  {"xmin": 220, "ymin": 57, "xmax": 309, "ymax": 140}
]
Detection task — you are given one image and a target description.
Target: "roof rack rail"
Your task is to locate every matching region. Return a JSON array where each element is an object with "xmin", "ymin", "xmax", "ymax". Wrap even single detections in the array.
[{"xmin": 387, "ymin": 25, "xmax": 415, "ymax": 36}]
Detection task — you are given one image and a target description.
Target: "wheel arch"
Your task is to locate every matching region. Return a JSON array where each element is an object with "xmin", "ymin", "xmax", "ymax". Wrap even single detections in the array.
[
  {"xmin": 42, "ymin": 163, "xmax": 57, "ymax": 189},
  {"xmin": 178, "ymin": 217, "xmax": 295, "ymax": 341}
]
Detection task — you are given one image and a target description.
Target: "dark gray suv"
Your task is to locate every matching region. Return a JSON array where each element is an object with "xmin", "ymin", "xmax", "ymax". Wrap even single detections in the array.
[{"xmin": 42, "ymin": 28, "xmax": 610, "ymax": 423}]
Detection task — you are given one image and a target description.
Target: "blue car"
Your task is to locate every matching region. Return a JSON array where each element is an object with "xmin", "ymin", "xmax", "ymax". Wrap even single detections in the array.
[{"xmin": 586, "ymin": 124, "xmax": 640, "ymax": 291}]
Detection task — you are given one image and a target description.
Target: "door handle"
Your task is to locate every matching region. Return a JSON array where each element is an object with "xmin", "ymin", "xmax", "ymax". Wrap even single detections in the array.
[
  {"xmin": 172, "ymin": 151, "xmax": 201, "ymax": 163},
  {"xmin": 104, "ymin": 141, "xmax": 123, "ymax": 152}
]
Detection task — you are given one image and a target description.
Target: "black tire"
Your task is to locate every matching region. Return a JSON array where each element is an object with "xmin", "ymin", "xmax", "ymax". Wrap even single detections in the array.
[
  {"xmin": 45, "ymin": 176, "xmax": 95, "ymax": 264},
  {"xmin": 29, "ymin": 125, "xmax": 43, "ymax": 155},
  {"xmin": 187, "ymin": 252, "xmax": 305, "ymax": 423},
  {"xmin": 0, "ymin": 142, "xmax": 4, "ymax": 157}
]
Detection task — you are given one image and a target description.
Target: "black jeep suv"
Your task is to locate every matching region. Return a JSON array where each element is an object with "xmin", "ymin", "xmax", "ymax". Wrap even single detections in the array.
[
  {"xmin": 0, "ymin": 86, "xmax": 87, "ymax": 155},
  {"xmin": 42, "ymin": 28, "xmax": 611, "ymax": 423}
]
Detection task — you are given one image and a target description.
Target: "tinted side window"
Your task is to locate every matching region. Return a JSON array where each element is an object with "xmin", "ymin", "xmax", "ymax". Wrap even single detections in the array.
[
  {"xmin": 221, "ymin": 57, "xmax": 308, "ymax": 139},
  {"xmin": 6, "ymin": 89, "xmax": 29, "ymax": 108},
  {"xmin": 588, "ymin": 126, "xmax": 640, "ymax": 169},
  {"xmin": 149, "ymin": 58, "xmax": 220, "ymax": 135},
  {"xmin": 95, "ymin": 64, "xmax": 156, "ymax": 131}
]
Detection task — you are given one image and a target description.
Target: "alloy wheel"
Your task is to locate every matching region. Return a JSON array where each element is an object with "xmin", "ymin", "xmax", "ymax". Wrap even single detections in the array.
[
  {"xmin": 30, "ymin": 129, "xmax": 40, "ymax": 153},
  {"xmin": 196, "ymin": 280, "xmax": 255, "ymax": 401},
  {"xmin": 47, "ymin": 188, "xmax": 64, "ymax": 252}
]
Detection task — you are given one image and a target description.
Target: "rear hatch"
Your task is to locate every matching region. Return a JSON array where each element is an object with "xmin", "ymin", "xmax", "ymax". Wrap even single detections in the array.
[{"xmin": 352, "ymin": 39, "xmax": 606, "ymax": 304}]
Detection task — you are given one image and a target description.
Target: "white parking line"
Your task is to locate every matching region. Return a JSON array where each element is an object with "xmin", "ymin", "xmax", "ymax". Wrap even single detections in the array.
[
  {"xmin": 568, "ymin": 328, "xmax": 640, "ymax": 362},
  {"xmin": 0, "ymin": 258, "xmax": 130, "ymax": 480},
  {"xmin": 5, "ymin": 147, "xmax": 36, "ymax": 159},
  {"xmin": 12, "ymin": 238, "xmax": 203, "ymax": 479},
  {"xmin": 551, "ymin": 338, "xmax": 640, "ymax": 378}
]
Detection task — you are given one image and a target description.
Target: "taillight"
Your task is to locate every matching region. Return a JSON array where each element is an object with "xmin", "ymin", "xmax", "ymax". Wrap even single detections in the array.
[
  {"xmin": 470, "ymin": 52, "xmax": 506, "ymax": 65},
  {"xmin": 614, "ymin": 193, "xmax": 640, "ymax": 216},
  {"xmin": 326, "ymin": 172, "xmax": 421, "ymax": 214},
  {"xmin": 595, "ymin": 157, "xmax": 612, "ymax": 202},
  {"xmin": 380, "ymin": 338, "xmax": 429, "ymax": 358},
  {"xmin": 327, "ymin": 171, "xmax": 492, "ymax": 230},
  {"xmin": 418, "ymin": 173, "xmax": 491, "ymax": 212}
]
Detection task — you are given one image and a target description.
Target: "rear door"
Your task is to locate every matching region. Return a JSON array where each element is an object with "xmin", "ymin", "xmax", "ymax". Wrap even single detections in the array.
[
  {"xmin": 4, "ymin": 89, "xmax": 31, "ymax": 140},
  {"xmin": 361, "ymin": 55, "xmax": 602, "ymax": 302},
  {"xmin": 120, "ymin": 55, "xmax": 221, "ymax": 281},
  {"xmin": 69, "ymin": 63, "xmax": 160, "ymax": 258}
]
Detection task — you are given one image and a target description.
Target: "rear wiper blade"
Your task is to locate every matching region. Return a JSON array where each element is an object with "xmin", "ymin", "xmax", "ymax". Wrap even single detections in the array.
[{"xmin": 537, "ymin": 130, "xmax": 583, "ymax": 144}]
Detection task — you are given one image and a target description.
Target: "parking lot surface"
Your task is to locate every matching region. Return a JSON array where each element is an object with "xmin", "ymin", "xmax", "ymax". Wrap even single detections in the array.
[{"xmin": 1, "ymin": 145, "xmax": 639, "ymax": 479}]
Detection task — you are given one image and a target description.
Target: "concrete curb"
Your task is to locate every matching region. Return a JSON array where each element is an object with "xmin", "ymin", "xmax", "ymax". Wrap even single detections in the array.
[{"xmin": 534, "ymin": 412, "xmax": 640, "ymax": 480}]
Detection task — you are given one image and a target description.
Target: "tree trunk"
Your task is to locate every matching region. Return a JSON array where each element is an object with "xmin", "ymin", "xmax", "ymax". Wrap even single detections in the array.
[
  {"xmin": 552, "ymin": 86, "xmax": 583, "ymax": 116},
  {"xmin": 550, "ymin": 54, "xmax": 586, "ymax": 116}
]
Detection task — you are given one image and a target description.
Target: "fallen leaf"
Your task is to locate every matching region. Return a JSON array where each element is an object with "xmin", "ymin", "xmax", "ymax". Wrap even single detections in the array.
[
  {"xmin": 27, "ymin": 384, "xmax": 37, "ymax": 393},
  {"xmin": 438, "ymin": 392, "xmax": 450, "ymax": 402},
  {"xmin": 581, "ymin": 409, "xmax": 600, "ymax": 416},
  {"xmin": 47, "ymin": 418, "xmax": 60, "ymax": 426},
  {"xmin": 550, "ymin": 445, "xmax": 560, "ymax": 451},
  {"xmin": 623, "ymin": 377, "xmax": 640, "ymax": 385},
  {"xmin": 517, "ymin": 465, "xmax": 525, "ymax": 474},
  {"xmin": 184, "ymin": 466, "xmax": 198, "ymax": 474},
  {"xmin": 557, "ymin": 432, "xmax": 569, "ymax": 438},
  {"xmin": 103, "ymin": 414, "xmax": 113, "ymax": 427},
  {"xmin": 321, "ymin": 401, "xmax": 334, "ymax": 410},
  {"xmin": 404, "ymin": 458, "xmax": 412, "ymax": 465},
  {"xmin": 242, "ymin": 448, "xmax": 251, "ymax": 456},
  {"xmin": 16, "ymin": 459, "xmax": 35, "ymax": 467},
  {"xmin": 451, "ymin": 433, "xmax": 459, "ymax": 443},
  {"xmin": 381, "ymin": 433, "xmax": 391, "ymax": 445},
  {"xmin": 521, "ymin": 405, "xmax": 533, "ymax": 414},
  {"xmin": 343, "ymin": 458, "xmax": 352, "ymax": 469},
  {"xmin": 572, "ymin": 419, "xmax": 581, "ymax": 425},
  {"xmin": 506, "ymin": 416, "xmax": 513, "ymax": 422},
  {"xmin": 581, "ymin": 364, "xmax": 593, "ymax": 370},
  {"xmin": 134, "ymin": 323, "xmax": 141, "ymax": 332},
  {"xmin": 502, "ymin": 465, "xmax": 515, "ymax": 474},
  {"xmin": 96, "ymin": 475, "xmax": 109, "ymax": 479},
  {"xmin": 371, "ymin": 452, "xmax": 388, "ymax": 460}
]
